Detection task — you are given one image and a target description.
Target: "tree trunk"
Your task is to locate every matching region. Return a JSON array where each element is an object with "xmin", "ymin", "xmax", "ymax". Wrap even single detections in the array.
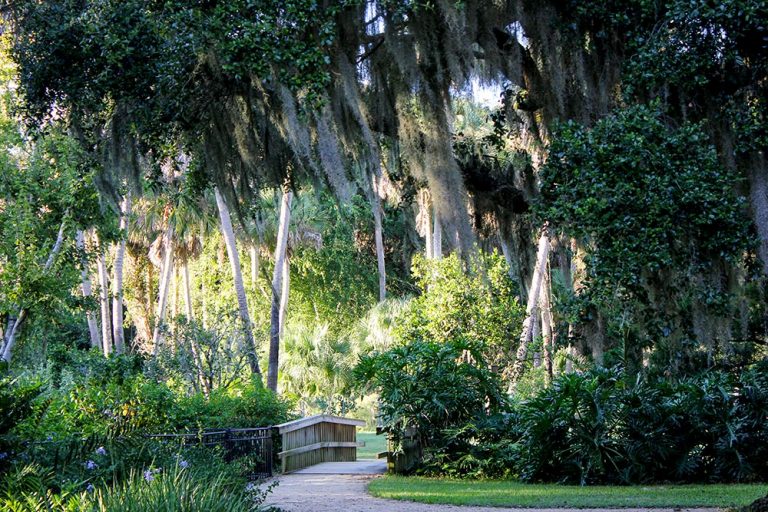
[
  {"xmin": 152, "ymin": 228, "xmax": 174, "ymax": 354},
  {"xmin": 3, "ymin": 218, "xmax": 67, "ymax": 363},
  {"xmin": 372, "ymin": 173, "xmax": 387, "ymax": 301},
  {"xmin": 425, "ymin": 200, "xmax": 433, "ymax": 259},
  {"xmin": 96, "ymin": 238, "xmax": 113, "ymax": 357},
  {"xmin": 510, "ymin": 226, "xmax": 550, "ymax": 382},
  {"xmin": 214, "ymin": 186, "xmax": 262, "ymax": 379},
  {"xmin": 541, "ymin": 268, "xmax": 554, "ymax": 385},
  {"xmin": 250, "ymin": 244, "xmax": 259, "ymax": 290},
  {"xmin": 76, "ymin": 230, "xmax": 101, "ymax": 349},
  {"xmin": 268, "ymin": 187, "xmax": 293, "ymax": 391},
  {"xmin": 433, "ymin": 208, "xmax": 442, "ymax": 260},
  {"xmin": 182, "ymin": 260, "xmax": 206, "ymax": 394},
  {"xmin": 182, "ymin": 261, "xmax": 193, "ymax": 319},
  {"xmin": 278, "ymin": 253, "xmax": 290, "ymax": 338},
  {"xmin": 111, "ymin": 194, "xmax": 131, "ymax": 354},
  {"xmin": 747, "ymin": 154, "xmax": 768, "ymax": 276}
]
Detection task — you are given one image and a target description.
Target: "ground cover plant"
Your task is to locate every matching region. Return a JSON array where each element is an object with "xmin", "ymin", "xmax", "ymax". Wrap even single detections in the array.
[{"xmin": 368, "ymin": 477, "xmax": 768, "ymax": 509}]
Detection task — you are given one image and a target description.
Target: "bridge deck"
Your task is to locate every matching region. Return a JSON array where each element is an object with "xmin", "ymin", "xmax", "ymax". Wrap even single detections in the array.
[{"xmin": 291, "ymin": 459, "xmax": 387, "ymax": 475}]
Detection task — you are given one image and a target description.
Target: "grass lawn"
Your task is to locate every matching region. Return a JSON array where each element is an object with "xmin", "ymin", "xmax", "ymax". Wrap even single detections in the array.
[
  {"xmin": 368, "ymin": 476, "xmax": 768, "ymax": 508},
  {"xmin": 357, "ymin": 432, "xmax": 387, "ymax": 460}
]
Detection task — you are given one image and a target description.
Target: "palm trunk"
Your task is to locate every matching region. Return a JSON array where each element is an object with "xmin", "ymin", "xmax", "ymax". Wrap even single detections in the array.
[
  {"xmin": 182, "ymin": 262, "xmax": 193, "ymax": 319},
  {"xmin": 278, "ymin": 253, "xmax": 290, "ymax": 338},
  {"xmin": 433, "ymin": 208, "xmax": 442, "ymax": 260},
  {"xmin": 425, "ymin": 197, "xmax": 433, "ymax": 259},
  {"xmin": 96, "ymin": 238, "xmax": 113, "ymax": 357},
  {"xmin": 747, "ymin": 154, "xmax": 768, "ymax": 275},
  {"xmin": 250, "ymin": 245, "xmax": 259, "ymax": 288},
  {"xmin": 3, "ymin": 218, "xmax": 67, "ymax": 363},
  {"xmin": 152, "ymin": 228, "xmax": 174, "ymax": 354},
  {"xmin": 182, "ymin": 260, "xmax": 206, "ymax": 394},
  {"xmin": 268, "ymin": 187, "xmax": 293, "ymax": 391},
  {"xmin": 214, "ymin": 186, "xmax": 262, "ymax": 379},
  {"xmin": 111, "ymin": 194, "xmax": 131, "ymax": 354},
  {"xmin": 541, "ymin": 268, "xmax": 554, "ymax": 385},
  {"xmin": 372, "ymin": 173, "xmax": 387, "ymax": 301},
  {"xmin": 76, "ymin": 230, "xmax": 101, "ymax": 349},
  {"xmin": 510, "ymin": 226, "xmax": 550, "ymax": 383}
]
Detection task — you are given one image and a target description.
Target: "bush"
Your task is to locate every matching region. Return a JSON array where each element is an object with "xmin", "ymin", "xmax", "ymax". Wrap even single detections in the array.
[
  {"xmin": 505, "ymin": 365, "xmax": 768, "ymax": 484},
  {"xmin": 0, "ymin": 462, "xmax": 276, "ymax": 511},
  {"xmin": 356, "ymin": 337, "xmax": 508, "ymax": 473},
  {"xmin": 364, "ymin": 359, "xmax": 768, "ymax": 483}
]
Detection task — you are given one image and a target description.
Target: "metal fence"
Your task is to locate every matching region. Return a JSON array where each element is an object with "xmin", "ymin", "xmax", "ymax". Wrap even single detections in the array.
[{"xmin": 147, "ymin": 427, "xmax": 274, "ymax": 479}]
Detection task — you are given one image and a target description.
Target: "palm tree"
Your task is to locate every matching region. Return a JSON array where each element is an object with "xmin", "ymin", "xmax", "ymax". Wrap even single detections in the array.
[
  {"xmin": 214, "ymin": 186, "xmax": 262, "ymax": 380},
  {"xmin": 267, "ymin": 184, "xmax": 293, "ymax": 391},
  {"xmin": 76, "ymin": 230, "xmax": 101, "ymax": 349},
  {"xmin": 111, "ymin": 192, "xmax": 131, "ymax": 353}
]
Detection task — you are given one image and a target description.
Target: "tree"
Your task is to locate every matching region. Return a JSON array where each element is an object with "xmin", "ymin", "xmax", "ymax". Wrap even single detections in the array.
[
  {"xmin": 111, "ymin": 193, "xmax": 131, "ymax": 353},
  {"xmin": 214, "ymin": 186, "xmax": 262, "ymax": 380},
  {"xmin": 267, "ymin": 185, "xmax": 293, "ymax": 391}
]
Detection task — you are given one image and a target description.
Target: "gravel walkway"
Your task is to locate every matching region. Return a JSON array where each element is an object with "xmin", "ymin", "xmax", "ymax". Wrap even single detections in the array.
[{"xmin": 261, "ymin": 473, "xmax": 723, "ymax": 512}]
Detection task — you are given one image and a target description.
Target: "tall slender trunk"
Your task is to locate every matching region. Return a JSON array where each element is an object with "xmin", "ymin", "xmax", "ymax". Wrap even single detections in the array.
[
  {"xmin": 747, "ymin": 154, "xmax": 768, "ymax": 275},
  {"xmin": 425, "ymin": 199, "xmax": 433, "ymax": 259},
  {"xmin": 96, "ymin": 237, "xmax": 113, "ymax": 357},
  {"xmin": 3, "ymin": 218, "xmax": 67, "ymax": 363},
  {"xmin": 182, "ymin": 262, "xmax": 193, "ymax": 319},
  {"xmin": 182, "ymin": 260, "xmax": 206, "ymax": 394},
  {"xmin": 372, "ymin": 173, "xmax": 387, "ymax": 301},
  {"xmin": 250, "ymin": 245, "xmax": 259, "ymax": 290},
  {"xmin": 510, "ymin": 226, "xmax": 550, "ymax": 383},
  {"xmin": 268, "ymin": 187, "xmax": 293, "ymax": 391},
  {"xmin": 111, "ymin": 194, "xmax": 131, "ymax": 354},
  {"xmin": 433, "ymin": 207, "xmax": 442, "ymax": 260},
  {"xmin": 541, "ymin": 268, "xmax": 554, "ymax": 385},
  {"xmin": 152, "ymin": 229, "xmax": 174, "ymax": 354},
  {"xmin": 278, "ymin": 253, "xmax": 290, "ymax": 338},
  {"xmin": 214, "ymin": 187, "xmax": 262, "ymax": 380},
  {"xmin": 565, "ymin": 239, "xmax": 579, "ymax": 374},
  {"xmin": 76, "ymin": 230, "xmax": 101, "ymax": 349}
]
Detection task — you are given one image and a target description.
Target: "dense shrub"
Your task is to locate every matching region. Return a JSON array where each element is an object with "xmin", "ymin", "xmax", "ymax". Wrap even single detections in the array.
[
  {"xmin": 511, "ymin": 364, "xmax": 768, "ymax": 484},
  {"xmin": 0, "ymin": 376, "xmax": 43, "ymax": 474},
  {"xmin": 0, "ymin": 462, "xmax": 275, "ymax": 511},
  {"xmin": 356, "ymin": 337, "xmax": 508, "ymax": 471},
  {"xmin": 363, "ymin": 353, "xmax": 768, "ymax": 483}
]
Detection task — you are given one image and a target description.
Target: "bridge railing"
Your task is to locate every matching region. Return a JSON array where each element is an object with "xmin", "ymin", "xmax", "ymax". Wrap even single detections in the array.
[{"xmin": 275, "ymin": 414, "xmax": 365, "ymax": 473}]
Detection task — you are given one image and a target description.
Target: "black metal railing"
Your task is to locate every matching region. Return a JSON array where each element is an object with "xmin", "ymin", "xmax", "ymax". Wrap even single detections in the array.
[{"xmin": 147, "ymin": 427, "xmax": 274, "ymax": 479}]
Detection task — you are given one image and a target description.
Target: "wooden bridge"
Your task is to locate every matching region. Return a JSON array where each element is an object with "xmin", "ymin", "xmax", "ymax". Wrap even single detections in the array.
[{"xmin": 276, "ymin": 414, "xmax": 382, "ymax": 473}]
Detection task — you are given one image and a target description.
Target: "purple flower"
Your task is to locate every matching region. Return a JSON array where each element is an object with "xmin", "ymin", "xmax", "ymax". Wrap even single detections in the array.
[
  {"xmin": 0, "ymin": 452, "xmax": 7, "ymax": 460},
  {"xmin": 86, "ymin": 483, "xmax": 95, "ymax": 493},
  {"xmin": 95, "ymin": 447, "xmax": 107, "ymax": 456},
  {"xmin": 143, "ymin": 469, "xmax": 154, "ymax": 482},
  {"xmin": 84, "ymin": 460, "xmax": 98, "ymax": 471},
  {"xmin": 179, "ymin": 460, "xmax": 189, "ymax": 469}
]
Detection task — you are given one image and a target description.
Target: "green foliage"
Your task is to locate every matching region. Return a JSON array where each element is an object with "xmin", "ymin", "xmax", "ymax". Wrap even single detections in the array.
[
  {"xmin": 539, "ymin": 105, "xmax": 753, "ymax": 360},
  {"xmin": 0, "ymin": 377, "xmax": 43, "ymax": 473},
  {"xmin": 355, "ymin": 338, "xmax": 508, "ymax": 467},
  {"xmin": 0, "ymin": 462, "xmax": 274, "ymax": 511},
  {"xmin": 513, "ymin": 365, "xmax": 768, "ymax": 484},
  {"xmin": 397, "ymin": 253, "xmax": 524, "ymax": 368},
  {"xmin": 541, "ymin": 105, "xmax": 749, "ymax": 294}
]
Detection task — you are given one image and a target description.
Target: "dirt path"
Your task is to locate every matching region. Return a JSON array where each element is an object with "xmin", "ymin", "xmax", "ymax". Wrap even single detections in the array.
[{"xmin": 262, "ymin": 473, "xmax": 723, "ymax": 512}]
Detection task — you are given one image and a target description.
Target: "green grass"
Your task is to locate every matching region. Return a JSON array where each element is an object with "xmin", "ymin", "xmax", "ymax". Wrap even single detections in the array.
[
  {"xmin": 368, "ymin": 476, "xmax": 768, "ymax": 508},
  {"xmin": 357, "ymin": 432, "xmax": 387, "ymax": 460}
]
